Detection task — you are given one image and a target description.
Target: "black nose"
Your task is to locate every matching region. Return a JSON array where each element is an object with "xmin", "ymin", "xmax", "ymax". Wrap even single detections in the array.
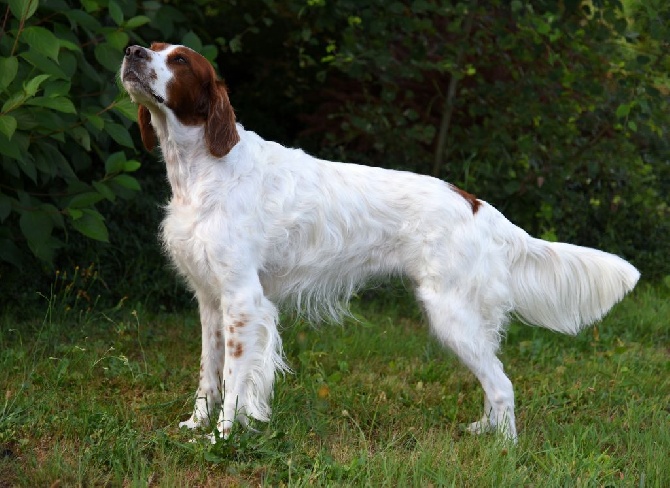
[{"xmin": 125, "ymin": 45, "xmax": 148, "ymax": 59}]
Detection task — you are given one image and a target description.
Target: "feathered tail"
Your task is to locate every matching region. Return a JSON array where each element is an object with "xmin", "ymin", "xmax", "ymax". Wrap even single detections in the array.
[{"xmin": 493, "ymin": 210, "xmax": 640, "ymax": 335}]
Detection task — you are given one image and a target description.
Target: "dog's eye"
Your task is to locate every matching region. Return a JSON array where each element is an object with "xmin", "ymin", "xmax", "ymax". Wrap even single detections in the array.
[{"xmin": 171, "ymin": 55, "xmax": 187, "ymax": 64}]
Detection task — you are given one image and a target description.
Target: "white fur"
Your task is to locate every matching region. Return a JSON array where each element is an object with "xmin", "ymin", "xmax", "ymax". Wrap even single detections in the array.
[{"xmin": 121, "ymin": 44, "xmax": 640, "ymax": 442}]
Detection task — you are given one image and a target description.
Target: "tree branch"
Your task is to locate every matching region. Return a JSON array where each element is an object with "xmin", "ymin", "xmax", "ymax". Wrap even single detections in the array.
[{"xmin": 432, "ymin": 2, "xmax": 477, "ymax": 178}]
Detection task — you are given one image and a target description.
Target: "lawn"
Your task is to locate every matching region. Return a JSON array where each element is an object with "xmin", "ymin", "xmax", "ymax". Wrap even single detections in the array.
[{"xmin": 1, "ymin": 276, "xmax": 668, "ymax": 486}]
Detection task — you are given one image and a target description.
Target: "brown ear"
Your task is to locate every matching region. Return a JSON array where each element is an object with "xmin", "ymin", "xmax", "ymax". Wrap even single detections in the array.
[
  {"xmin": 137, "ymin": 105, "xmax": 156, "ymax": 152},
  {"xmin": 205, "ymin": 80, "xmax": 240, "ymax": 158}
]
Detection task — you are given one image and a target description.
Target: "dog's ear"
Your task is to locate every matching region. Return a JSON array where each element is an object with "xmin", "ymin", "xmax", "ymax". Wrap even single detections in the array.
[
  {"xmin": 138, "ymin": 105, "xmax": 156, "ymax": 152},
  {"xmin": 205, "ymin": 80, "xmax": 240, "ymax": 158}
]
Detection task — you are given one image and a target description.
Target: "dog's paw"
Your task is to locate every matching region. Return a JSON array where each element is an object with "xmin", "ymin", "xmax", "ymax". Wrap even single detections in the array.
[
  {"xmin": 179, "ymin": 416, "xmax": 207, "ymax": 430},
  {"xmin": 465, "ymin": 419, "xmax": 493, "ymax": 435}
]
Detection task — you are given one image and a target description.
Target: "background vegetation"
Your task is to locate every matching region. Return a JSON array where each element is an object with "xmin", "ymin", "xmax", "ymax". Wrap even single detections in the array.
[{"xmin": 0, "ymin": 0, "xmax": 668, "ymax": 312}]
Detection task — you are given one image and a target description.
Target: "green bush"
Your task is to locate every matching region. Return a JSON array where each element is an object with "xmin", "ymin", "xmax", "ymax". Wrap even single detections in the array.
[
  {"xmin": 272, "ymin": 0, "xmax": 669, "ymax": 275},
  {"xmin": 0, "ymin": 0, "xmax": 220, "ymax": 310}
]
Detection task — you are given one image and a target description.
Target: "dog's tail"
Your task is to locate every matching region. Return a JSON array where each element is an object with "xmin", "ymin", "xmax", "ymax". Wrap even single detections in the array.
[{"xmin": 485, "ymin": 205, "xmax": 640, "ymax": 335}]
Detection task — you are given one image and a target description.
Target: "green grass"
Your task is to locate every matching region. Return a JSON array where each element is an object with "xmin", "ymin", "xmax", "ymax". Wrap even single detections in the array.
[{"xmin": 1, "ymin": 281, "xmax": 668, "ymax": 486}]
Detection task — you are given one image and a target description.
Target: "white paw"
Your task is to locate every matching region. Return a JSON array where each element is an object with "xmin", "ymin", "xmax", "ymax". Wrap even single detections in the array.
[
  {"xmin": 179, "ymin": 415, "xmax": 210, "ymax": 430},
  {"xmin": 466, "ymin": 418, "xmax": 494, "ymax": 435}
]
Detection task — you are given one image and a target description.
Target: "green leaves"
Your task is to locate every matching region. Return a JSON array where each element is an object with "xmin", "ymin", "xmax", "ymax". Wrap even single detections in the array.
[
  {"xmin": 0, "ymin": 115, "xmax": 17, "ymax": 139},
  {"xmin": 71, "ymin": 209, "xmax": 109, "ymax": 242},
  {"xmin": 0, "ymin": 57, "xmax": 18, "ymax": 89},
  {"xmin": 0, "ymin": 0, "xmax": 155, "ymax": 267},
  {"xmin": 21, "ymin": 27, "xmax": 60, "ymax": 61}
]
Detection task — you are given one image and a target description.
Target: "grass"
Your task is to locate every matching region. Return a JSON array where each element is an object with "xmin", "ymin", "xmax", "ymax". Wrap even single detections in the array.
[{"xmin": 1, "ymin": 276, "xmax": 668, "ymax": 487}]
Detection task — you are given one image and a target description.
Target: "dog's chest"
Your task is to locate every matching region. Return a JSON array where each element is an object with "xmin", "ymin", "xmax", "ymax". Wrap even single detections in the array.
[{"xmin": 161, "ymin": 203, "xmax": 216, "ymax": 288}]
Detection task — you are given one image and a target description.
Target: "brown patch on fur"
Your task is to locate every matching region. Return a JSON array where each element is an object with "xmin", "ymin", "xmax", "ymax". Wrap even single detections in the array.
[
  {"xmin": 228, "ymin": 326, "xmax": 235, "ymax": 334},
  {"xmin": 150, "ymin": 42, "xmax": 171, "ymax": 52},
  {"xmin": 226, "ymin": 339, "xmax": 235, "ymax": 349},
  {"xmin": 137, "ymin": 105, "xmax": 156, "ymax": 152},
  {"xmin": 152, "ymin": 43, "xmax": 240, "ymax": 157},
  {"xmin": 451, "ymin": 184, "xmax": 481, "ymax": 214},
  {"xmin": 232, "ymin": 343, "xmax": 243, "ymax": 358},
  {"xmin": 234, "ymin": 321, "xmax": 245, "ymax": 328}
]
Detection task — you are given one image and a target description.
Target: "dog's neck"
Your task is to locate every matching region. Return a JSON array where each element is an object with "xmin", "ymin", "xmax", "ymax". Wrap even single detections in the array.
[{"xmin": 147, "ymin": 107, "xmax": 215, "ymax": 204}]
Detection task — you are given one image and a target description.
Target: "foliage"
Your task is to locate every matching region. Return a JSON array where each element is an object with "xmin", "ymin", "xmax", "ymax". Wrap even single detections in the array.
[
  {"xmin": 268, "ymin": 0, "xmax": 669, "ymax": 274},
  {"xmin": 0, "ymin": 0, "xmax": 141, "ymax": 266},
  {"xmin": 0, "ymin": 284, "xmax": 668, "ymax": 484},
  {"xmin": 0, "ymin": 0, "xmax": 220, "ymax": 270}
]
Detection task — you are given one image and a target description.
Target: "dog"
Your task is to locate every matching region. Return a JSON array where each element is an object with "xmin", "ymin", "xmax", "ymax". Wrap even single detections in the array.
[{"xmin": 120, "ymin": 42, "xmax": 640, "ymax": 442}]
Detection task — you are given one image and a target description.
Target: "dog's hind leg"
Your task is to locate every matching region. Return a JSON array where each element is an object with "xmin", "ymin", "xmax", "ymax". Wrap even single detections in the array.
[{"xmin": 416, "ymin": 284, "xmax": 517, "ymax": 442}]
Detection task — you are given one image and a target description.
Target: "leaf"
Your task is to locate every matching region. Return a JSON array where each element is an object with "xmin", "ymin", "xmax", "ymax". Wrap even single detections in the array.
[
  {"xmin": 108, "ymin": 0, "xmax": 124, "ymax": 25},
  {"xmin": 112, "ymin": 174, "xmax": 141, "ymax": 191},
  {"xmin": 2, "ymin": 92, "xmax": 27, "ymax": 113},
  {"xmin": 18, "ymin": 157, "xmax": 37, "ymax": 183},
  {"xmin": 20, "ymin": 208, "xmax": 54, "ymax": 246},
  {"xmin": 71, "ymin": 209, "xmax": 109, "ymax": 242},
  {"xmin": 20, "ymin": 50, "xmax": 68, "ymax": 80},
  {"xmin": 0, "ymin": 115, "xmax": 17, "ymax": 140},
  {"xmin": 113, "ymin": 97, "xmax": 139, "ymax": 121},
  {"xmin": 68, "ymin": 208, "xmax": 83, "ymax": 220},
  {"xmin": 94, "ymin": 42, "xmax": 123, "ymax": 72},
  {"xmin": 106, "ymin": 122, "xmax": 134, "ymax": 147},
  {"xmin": 9, "ymin": 0, "xmax": 38, "ymax": 20},
  {"xmin": 21, "ymin": 27, "xmax": 61, "ymax": 61},
  {"xmin": 0, "ymin": 56, "xmax": 19, "ymax": 89},
  {"xmin": 25, "ymin": 97, "xmax": 77, "ymax": 114},
  {"xmin": 182, "ymin": 31, "xmax": 202, "ymax": 52},
  {"xmin": 0, "ymin": 133, "xmax": 22, "ymax": 158},
  {"xmin": 105, "ymin": 151, "xmax": 127, "ymax": 173},
  {"xmin": 40, "ymin": 203, "xmax": 64, "ymax": 229},
  {"xmin": 0, "ymin": 193, "xmax": 12, "ymax": 221},
  {"xmin": 69, "ymin": 192, "xmax": 105, "ymax": 209},
  {"xmin": 124, "ymin": 15, "xmax": 151, "ymax": 29},
  {"xmin": 71, "ymin": 126, "xmax": 91, "ymax": 150},
  {"xmin": 64, "ymin": 9, "xmax": 101, "ymax": 30},
  {"xmin": 123, "ymin": 160, "xmax": 141, "ymax": 172},
  {"xmin": 615, "ymin": 103, "xmax": 631, "ymax": 118},
  {"xmin": 92, "ymin": 181, "xmax": 116, "ymax": 202},
  {"xmin": 43, "ymin": 80, "xmax": 72, "ymax": 98},
  {"xmin": 24, "ymin": 74, "xmax": 51, "ymax": 97},
  {"xmin": 106, "ymin": 31, "xmax": 129, "ymax": 50},
  {"xmin": 86, "ymin": 113, "xmax": 105, "ymax": 131}
]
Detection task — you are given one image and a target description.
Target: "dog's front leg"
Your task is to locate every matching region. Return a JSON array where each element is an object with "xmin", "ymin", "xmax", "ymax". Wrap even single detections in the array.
[
  {"xmin": 213, "ymin": 277, "xmax": 288, "ymax": 440},
  {"xmin": 179, "ymin": 291, "xmax": 224, "ymax": 430}
]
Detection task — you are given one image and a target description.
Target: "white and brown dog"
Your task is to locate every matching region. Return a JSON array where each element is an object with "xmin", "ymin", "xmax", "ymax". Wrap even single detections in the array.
[{"xmin": 120, "ymin": 42, "xmax": 639, "ymax": 442}]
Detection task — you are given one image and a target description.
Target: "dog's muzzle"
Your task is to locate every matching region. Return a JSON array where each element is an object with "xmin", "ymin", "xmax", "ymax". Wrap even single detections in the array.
[{"xmin": 122, "ymin": 46, "xmax": 165, "ymax": 104}]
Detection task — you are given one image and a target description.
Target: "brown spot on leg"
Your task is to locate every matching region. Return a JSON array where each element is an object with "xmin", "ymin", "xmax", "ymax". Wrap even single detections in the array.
[
  {"xmin": 226, "ymin": 339, "xmax": 235, "ymax": 349},
  {"xmin": 232, "ymin": 343, "xmax": 243, "ymax": 358},
  {"xmin": 450, "ymin": 184, "xmax": 481, "ymax": 214},
  {"xmin": 215, "ymin": 329, "xmax": 223, "ymax": 350},
  {"xmin": 228, "ymin": 326, "xmax": 235, "ymax": 334}
]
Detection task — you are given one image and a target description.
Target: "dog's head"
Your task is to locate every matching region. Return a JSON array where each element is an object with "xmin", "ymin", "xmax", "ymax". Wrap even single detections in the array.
[{"xmin": 120, "ymin": 42, "xmax": 239, "ymax": 157}]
